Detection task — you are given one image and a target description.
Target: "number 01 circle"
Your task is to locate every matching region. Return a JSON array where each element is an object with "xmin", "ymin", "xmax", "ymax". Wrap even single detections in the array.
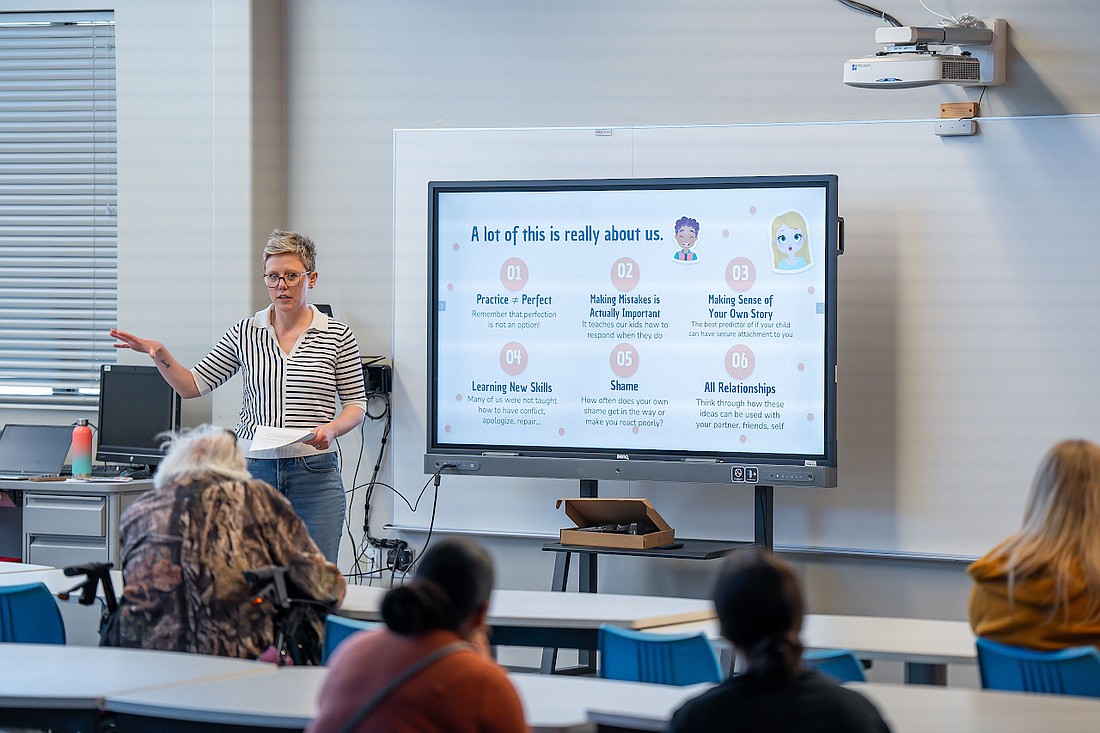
[{"xmin": 500, "ymin": 258, "xmax": 529, "ymax": 292}]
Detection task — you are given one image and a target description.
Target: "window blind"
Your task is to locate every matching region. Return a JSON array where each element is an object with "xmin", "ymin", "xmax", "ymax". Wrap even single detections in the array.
[{"xmin": 0, "ymin": 12, "xmax": 116, "ymax": 409}]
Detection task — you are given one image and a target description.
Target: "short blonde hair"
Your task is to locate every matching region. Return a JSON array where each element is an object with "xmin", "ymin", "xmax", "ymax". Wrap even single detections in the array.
[
  {"xmin": 263, "ymin": 229, "xmax": 317, "ymax": 272},
  {"xmin": 153, "ymin": 424, "xmax": 250, "ymax": 489}
]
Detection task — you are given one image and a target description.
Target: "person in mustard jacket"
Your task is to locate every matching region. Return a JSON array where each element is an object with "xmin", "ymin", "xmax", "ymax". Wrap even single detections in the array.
[{"xmin": 968, "ymin": 439, "xmax": 1100, "ymax": 649}]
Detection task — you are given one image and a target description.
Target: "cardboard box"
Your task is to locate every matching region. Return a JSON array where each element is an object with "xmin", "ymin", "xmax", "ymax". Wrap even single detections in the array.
[{"xmin": 556, "ymin": 497, "xmax": 676, "ymax": 549}]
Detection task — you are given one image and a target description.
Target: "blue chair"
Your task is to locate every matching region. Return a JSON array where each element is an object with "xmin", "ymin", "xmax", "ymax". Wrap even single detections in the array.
[
  {"xmin": 322, "ymin": 615, "xmax": 380, "ymax": 664},
  {"xmin": 976, "ymin": 637, "xmax": 1100, "ymax": 697},
  {"xmin": 0, "ymin": 582, "xmax": 66, "ymax": 644},
  {"xmin": 598, "ymin": 624, "xmax": 723, "ymax": 685},
  {"xmin": 803, "ymin": 649, "xmax": 866, "ymax": 682}
]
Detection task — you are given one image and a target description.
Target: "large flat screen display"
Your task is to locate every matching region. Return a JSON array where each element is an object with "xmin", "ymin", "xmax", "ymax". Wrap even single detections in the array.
[{"xmin": 425, "ymin": 176, "xmax": 839, "ymax": 487}]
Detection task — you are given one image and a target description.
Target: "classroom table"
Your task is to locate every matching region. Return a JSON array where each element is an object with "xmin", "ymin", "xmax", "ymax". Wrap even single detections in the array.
[
  {"xmin": 98, "ymin": 665, "xmax": 1100, "ymax": 733},
  {"xmin": 102, "ymin": 661, "xmax": 688, "ymax": 733},
  {"xmin": 645, "ymin": 614, "xmax": 976, "ymax": 685},
  {"xmin": 0, "ymin": 642, "xmax": 275, "ymax": 731},
  {"xmin": 8, "ymin": 644, "xmax": 1100, "ymax": 733},
  {"xmin": 0, "ymin": 565, "xmax": 123, "ymax": 645},
  {"xmin": 338, "ymin": 584, "xmax": 715, "ymax": 672},
  {"xmin": 0, "ymin": 566, "xmax": 65, "ymax": 588},
  {"xmin": 0, "ymin": 560, "xmax": 53, "ymax": 573},
  {"xmin": 104, "ymin": 666, "xmax": 327, "ymax": 732},
  {"xmin": 585, "ymin": 680, "xmax": 1100, "ymax": 733}
]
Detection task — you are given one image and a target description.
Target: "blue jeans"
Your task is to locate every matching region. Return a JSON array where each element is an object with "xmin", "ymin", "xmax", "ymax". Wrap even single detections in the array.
[{"xmin": 247, "ymin": 453, "xmax": 345, "ymax": 562}]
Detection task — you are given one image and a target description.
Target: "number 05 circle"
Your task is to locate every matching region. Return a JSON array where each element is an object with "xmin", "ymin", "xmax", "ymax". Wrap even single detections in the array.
[{"xmin": 610, "ymin": 343, "xmax": 639, "ymax": 378}]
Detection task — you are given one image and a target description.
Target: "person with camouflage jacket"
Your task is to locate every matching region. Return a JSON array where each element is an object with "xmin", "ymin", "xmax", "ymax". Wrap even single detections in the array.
[{"xmin": 117, "ymin": 424, "xmax": 346, "ymax": 658}]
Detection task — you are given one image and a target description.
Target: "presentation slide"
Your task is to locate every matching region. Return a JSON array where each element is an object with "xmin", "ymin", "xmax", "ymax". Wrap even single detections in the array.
[{"xmin": 429, "ymin": 177, "xmax": 836, "ymax": 467}]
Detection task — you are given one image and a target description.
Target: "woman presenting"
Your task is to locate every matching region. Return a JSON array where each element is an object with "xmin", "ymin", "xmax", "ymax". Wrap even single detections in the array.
[{"xmin": 111, "ymin": 229, "xmax": 367, "ymax": 562}]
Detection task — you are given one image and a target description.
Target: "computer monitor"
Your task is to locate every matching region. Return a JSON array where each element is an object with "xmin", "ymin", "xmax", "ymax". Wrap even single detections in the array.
[{"xmin": 95, "ymin": 364, "xmax": 182, "ymax": 470}]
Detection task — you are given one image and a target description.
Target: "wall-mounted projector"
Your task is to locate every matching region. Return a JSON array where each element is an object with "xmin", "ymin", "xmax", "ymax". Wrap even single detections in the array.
[{"xmin": 843, "ymin": 18, "xmax": 1005, "ymax": 89}]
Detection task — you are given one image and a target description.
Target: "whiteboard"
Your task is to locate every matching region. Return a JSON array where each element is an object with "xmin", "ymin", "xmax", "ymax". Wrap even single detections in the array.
[{"xmin": 391, "ymin": 116, "xmax": 1100, "ymax": 558}]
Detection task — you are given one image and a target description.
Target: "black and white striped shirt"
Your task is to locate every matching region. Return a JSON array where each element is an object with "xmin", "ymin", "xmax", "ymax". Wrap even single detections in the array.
[{"xmin": 191, "ymin": 306, "xmax": 367, "ymax": 456}]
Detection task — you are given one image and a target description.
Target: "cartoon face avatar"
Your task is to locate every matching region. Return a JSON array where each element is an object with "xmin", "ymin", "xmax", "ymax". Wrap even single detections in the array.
[
  {"xmin": 770, "ymin": 211, "xmax": 813, "ymax": 273},
  {"xmin": 676, "ymin": 225, "xmax": 697, "ymax": 250},
  {"xmin": 673, "ymin": 216, "xmax": 699, "ymax": 262}
]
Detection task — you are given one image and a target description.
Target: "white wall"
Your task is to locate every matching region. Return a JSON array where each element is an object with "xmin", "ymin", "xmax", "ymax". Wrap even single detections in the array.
[
  {"xmin": 276, "ymin": 2, "xmax": 1100, "ymax": 656},
  {"xmin": 5, "ymin": 2, "xmax": 1100, "ymax": 674}
]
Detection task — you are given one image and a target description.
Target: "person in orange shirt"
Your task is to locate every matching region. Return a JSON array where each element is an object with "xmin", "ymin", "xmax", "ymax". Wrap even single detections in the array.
[
  {"xmin": 968, "ymin": 439, "xmax": 1100, "ymax": 649},
  {"xmin": 308, "ymin": 538, "xmax": 528, "ymax": 733}
]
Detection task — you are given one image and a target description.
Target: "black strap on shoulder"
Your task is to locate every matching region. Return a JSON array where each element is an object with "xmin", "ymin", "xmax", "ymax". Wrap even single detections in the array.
[{"xmin": 334, "ymin": 641, "xmax": 473, "ymax": 733}]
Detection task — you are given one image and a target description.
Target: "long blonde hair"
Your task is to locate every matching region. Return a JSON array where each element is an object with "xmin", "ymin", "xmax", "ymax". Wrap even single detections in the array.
[
  {"xmin": 769, "ymin": 210, "xmax": 812, "ymax": 270},
  {"xmin": 995, "ymin": 439, "xmax": 1100, "ymax": 621},
  {"xmin": 153, "ymin": 424, "xmax": 251, "ymax": 489}
]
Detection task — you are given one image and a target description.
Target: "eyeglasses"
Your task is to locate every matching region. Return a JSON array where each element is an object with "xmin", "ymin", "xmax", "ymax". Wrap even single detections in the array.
[{"xmin": 262, "ymin": 271, "xmax": 311, "ymax": 288}]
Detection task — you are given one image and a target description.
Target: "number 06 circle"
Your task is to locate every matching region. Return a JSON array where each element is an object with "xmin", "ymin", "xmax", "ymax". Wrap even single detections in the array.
[{"xmin": 724, "ymin": 344, "xmax": 756, "ymax": 380}]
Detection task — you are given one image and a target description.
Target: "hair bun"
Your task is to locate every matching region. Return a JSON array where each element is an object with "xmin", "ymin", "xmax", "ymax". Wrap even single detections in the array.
[{"xmin": 381, "ymin": 580, "xmax": 454, "ymax": 634}]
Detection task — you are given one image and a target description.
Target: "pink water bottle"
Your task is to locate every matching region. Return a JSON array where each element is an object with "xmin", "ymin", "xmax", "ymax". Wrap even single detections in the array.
[{"xmin": 72, "ymin": 418, "xmax": 93, "ymax": 478}]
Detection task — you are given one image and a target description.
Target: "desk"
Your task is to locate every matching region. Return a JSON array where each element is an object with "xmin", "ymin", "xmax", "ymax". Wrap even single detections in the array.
[
  {"xmin": 516, "ymin": 674, "xmax": 705, "ymax": 733},
  {"xmin": 0, "ymin": 560, "xmax": 52, "ymax": 573},
  {"xmin": 338, "ymin": 585, "xmax": 715, "ymax": 673},
  {"xmin": 10, "ymin": 646, "xmax": 1099, "ymax": 733},
  {"xmin": 0, "ymin": 478, "xmax": 152, "ymax": 566},
  {"xmin": 105, "ymin": 666, "xmax": 326, "ymax": 732},
  {"xmin": 542, "ymin": 539, "xmax": 749, "ymax": 593},
  {"xmin": 31, "ymin": 648, "xmax": 673, "ymax": 733},
  {"xmin": 0, "ymin": 566, "xmax": 124, "ymax": 645},
  {"xmin": 0, "ymin": 566, "xmax": 69, "ymax": 590},
  {"xmin": 0, "ymin": 567, "xmax": 123, "ymax": 602},
  {"xmin": 0, "ymin": 642, "xmax": 273, "ymax": 731},
  {"xmin": 103, "ymin": 662, "xmax": 689, "ymax": 733},
  {"xmin": 585, "ymin": 680, "xmax": 1100, "ymax": 733},
  {"xmin": 646, "ymin": 614, "xmax": 976, "ymax": 685}
]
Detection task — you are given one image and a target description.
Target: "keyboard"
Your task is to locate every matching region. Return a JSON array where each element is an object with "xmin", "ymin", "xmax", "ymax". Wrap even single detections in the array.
[{"xmin": 61, "ymin": 464, "xmax": 134, "ymax": 478}]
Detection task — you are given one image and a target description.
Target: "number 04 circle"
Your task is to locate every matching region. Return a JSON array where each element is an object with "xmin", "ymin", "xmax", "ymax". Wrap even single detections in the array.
[{"xmin": 500, "ymin": 342, "xmax": 528, "ymax": 376}]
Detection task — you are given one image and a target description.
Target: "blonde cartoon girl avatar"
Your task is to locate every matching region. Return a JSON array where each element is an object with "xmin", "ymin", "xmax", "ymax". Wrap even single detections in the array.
[{"xmin": 770, "ymin": 211, "xmax": 813, "ymax": 274}]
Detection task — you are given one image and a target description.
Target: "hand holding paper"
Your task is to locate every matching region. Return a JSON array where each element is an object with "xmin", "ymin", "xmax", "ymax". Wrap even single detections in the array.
[{"xmin": 250, "ymin": 426, "xmax": 318, "ymax": 452}]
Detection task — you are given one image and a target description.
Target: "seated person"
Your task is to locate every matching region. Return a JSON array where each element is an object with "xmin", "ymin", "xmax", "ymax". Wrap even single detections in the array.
[
  {"xmin": 308, "ymin": 537, "xmax": 528, "ymax": 733},
  {"xmin": 668, "ymin": 548, "xmax": 890, "ymax": 733},
  {"xmin": 117, "ymin": 424, "xmax": 346, "ymax": 658},
  {"xmin": 969, "ymin": 438, "xmax": 1100, "ymax": 649}
]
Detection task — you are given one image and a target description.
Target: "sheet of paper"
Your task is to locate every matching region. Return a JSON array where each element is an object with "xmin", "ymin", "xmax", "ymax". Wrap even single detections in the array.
[{"xmin": 249, "ymin": 426, "xmax": 317, "ymax": 451}]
